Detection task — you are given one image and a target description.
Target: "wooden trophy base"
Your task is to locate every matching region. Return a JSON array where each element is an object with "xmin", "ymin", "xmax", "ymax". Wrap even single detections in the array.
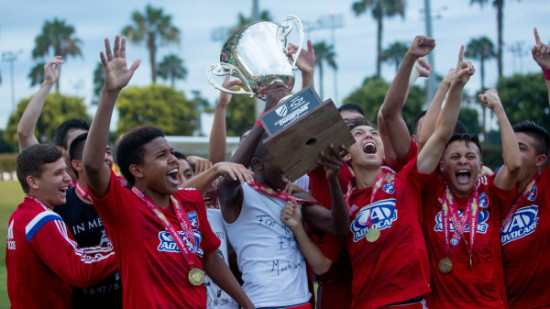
[{"xmin": 263, "ymin": 98, "xmax": 355, "ymax": 182}]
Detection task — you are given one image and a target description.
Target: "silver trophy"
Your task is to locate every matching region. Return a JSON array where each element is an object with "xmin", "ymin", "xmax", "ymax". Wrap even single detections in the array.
[{"xmin": 206, "ymin": 16, "xmax": 304, "ymax": 101}]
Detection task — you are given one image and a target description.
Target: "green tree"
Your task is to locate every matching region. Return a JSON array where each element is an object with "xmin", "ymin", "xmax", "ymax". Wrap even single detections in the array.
[
  {"xmin": 116, "ymin": 84, "xmax": 198, "ymax": 136},
  {"xmin": 382, "ymin": 41, "xmax": 409, "ymax": 73},
  {"xmin": 31, "ymin": 18, "xmax": 82, "ymax": 92},
  {"xmin": 5, "ymin": 94, "xmax": 90, "ymax": 149},
  {"xmin": 352, "ymin": 0, "xmax": 406, "ymax": 78},
  {"xmin": 92, "ymin": 62, "xmax": 104, "ymax": 105},
  {"xmin": 458, "ymin": 106, "xmax": 482, "ymax": 137},
  {"xmin": 122, "ymin": 5, "xmax": 180, "ymax": 83},
  {"xmin": 157, "ymin": 54, "xmax": 188, "ymax": 87},
  {"xmin": 313, "ymin": 41, "xmax": 337, "ymax": 99},
  {"xmin": 497, "ymin": 72, "xmax": 550, "ymax": 133},
  {"xmin": 465, "ymin": 36, "xmax": 496, "ymax": 142},
  {"xmin": 226, "ymin": 93, "xmax": 256, "ymax": 137},
  {"xmin": 27, "ymin": 62, "xmax": 46, "ymax": 87},
  {"xmin": 470, "ymin": 0, "xmax": 507, "ymax": 78},
  {"xmin": 344, "ymin": 76, "xmax": 425, "ymax": 129}
]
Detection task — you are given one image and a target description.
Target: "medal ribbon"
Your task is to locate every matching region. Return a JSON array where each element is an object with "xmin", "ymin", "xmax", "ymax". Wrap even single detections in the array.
[
  {"xmin": 441, "ymin": 185, "xmax": 480, "ymax": 258},
  {"xmin": 75, "ymin": 182, "xmax": 93, "ymax": 204},
  {"xmin": 501, "ymin": 173, "xmax": 540, "ymax": 231},
  {"xmin": 131, "ymin": 187, "xmax": 198, "ymax": 267},
  {"xmin": 248, "ymin": 182, "xmax": 319, "ymax": 204}
]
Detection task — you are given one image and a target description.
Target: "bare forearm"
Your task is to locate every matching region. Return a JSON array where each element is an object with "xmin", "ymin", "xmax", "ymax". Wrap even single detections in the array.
[
  {"xmin": 494, "ymin": 106, "xmax": 521, "ymax": 186},
  {"xmin": 302, "ymin": 70, "xmax": 314, "ymax": 89},
  {"xmin": 417, "ymin": 81, "xmax": 451, "ymax": 150},
  {"xmin": 381, "ymin": 53, "xmax": 417, "ymax": 117},
  {"xmin": 203, "ymin": 253, "xmax": 254, "ymax": 309},
  {"xmin": 182, "ymin": 164, "xmax": 221, "ymax": 193},
  {"xmin": 83, "ymin": 88, "xmax": 119, "ymax": 196},
  {"xmin": 289, "ymin": 223, "xmax": 331, "ymax": 275},
  {"xmin": 17, "ymin": 81, "xmax": 55, "ymax": 150},
  {"xmin": 328, "ymin": 176, "xmax": 349, "ymax": 236},
  {"xmin": 209, "ymin": 104, "xmax": 228, "ymax": 164}
]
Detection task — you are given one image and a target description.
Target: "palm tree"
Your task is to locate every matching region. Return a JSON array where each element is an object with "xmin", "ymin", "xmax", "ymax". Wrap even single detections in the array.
[
  {"xmin": 382, "ymin": 41, "xmax": 409, "ymax": 73},
  {"xmin": 92, "ymin": 62, "xmax": 104, "ymax": 105},
  {"xmin": 31, "ymin": 18, "xmax": 82, "ymax": 93},
  {"xmin": 122, "ymin": 5, "xmax": 180, "ymax": 83},
  {"xmin": 313, "ymin": 41, "xmax": 337, "ymax": 99},
  {"xmin": 470, "ymin": 0, "xmax": 508, "ymax": 78},
  {"xmin": 157, "ymin": 54, "xmax": 188, "ymax": 87},
  {"xmin": 28, "ymin": 62, "xmax": 46, "ymax": 87},
  {"xmin": 465, "ymin": 36, "xmax": 496, "ymax": 142},
  {"xmin": 352, "ymin": 0, "xmax": 406, "ymax": 78}
]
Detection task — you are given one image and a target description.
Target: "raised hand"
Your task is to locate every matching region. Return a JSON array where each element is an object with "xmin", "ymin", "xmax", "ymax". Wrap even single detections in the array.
[
  {"xmin": 416, "ymin": 57, "xmax": 432, "ymax": 78},
  {"xmin": 318, "ymin": 144, "xmax": 348, "ymax": 180},
  {"xmin": 454, "ymin": 45, "xmax": 475, "ymax": 86},
  {"xmin": 408, "ymin": 36, "xmax": 436, "ymax": 58},
  {"xmin": 100, "ymin": 35, "xmax": 140, "ymax": 91},
  {"xmin": 288, "ymin": 40, "xmax": 315, "ymax": 75},
  {"xmin": 213, "ymin": 162, "xmax": 254, "ymax": 184},
  {"xmin": 44, "ymin": 56, "xmax": 64, "ymax": 85},
  {"xmin": 478, "ymin": 89, "xmax": 503, "ymax": 112},
  {"xmin": 532, "ymin": 27, "xmax": 550, "ymax": 69},
  {"xmin": 442, "ymin": 68, "xmax": 457, "ymax": 86},
  {"xmin": 218, "ymin": 76, "xmax": 245, "ymax": 107}
]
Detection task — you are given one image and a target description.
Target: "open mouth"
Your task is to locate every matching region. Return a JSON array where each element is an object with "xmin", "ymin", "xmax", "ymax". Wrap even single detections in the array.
[
  {"xmin": 363, "ymin": 142, "xmax": 377, "ymax": 154},
  {"xmin": 456, "ymin": 169, "xmax": 471, "ymax": 185},
  {"xmin": 167, "ymin": 168, "xmax": 179, "ymax": 185}
]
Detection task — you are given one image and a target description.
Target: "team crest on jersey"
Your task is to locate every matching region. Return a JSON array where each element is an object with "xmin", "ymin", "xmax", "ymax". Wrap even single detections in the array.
[
  {"xmin": 382, "ymin": 182, "xmax": 394, "ymax": 194},
  {"xmin": 350, "ymin": 198, "xmax": 397, "ymax": 242},
  {"xmin": 434, "ymin": 209, "xmax": 489, "ymax": 234},
  {"xmin": 479, "ymin": 193, "xmax": 489, "ymax": 209},
  {"xmin": 526, "ymin": 185, "xmax": 537, "ymax": 202},
  {"xmin": 157, "ymin": 230, "xmax": 204, "ymax": 257},
  {"xmin": 187, "ymin": 211, "xmax": 199, "ymax": 228},
  {"xmin": 501, "ymin": 205, "xmax": 539, "ymax": 245}
]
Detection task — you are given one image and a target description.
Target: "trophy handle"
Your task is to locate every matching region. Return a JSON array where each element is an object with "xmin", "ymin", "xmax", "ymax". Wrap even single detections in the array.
[
  {"xmin": 205, "ymin": 63, "xmax": 255, "ymax": 97},
  {"xmin": 277, "ymin": 15, "xmax": 304, "ymax": 69}
]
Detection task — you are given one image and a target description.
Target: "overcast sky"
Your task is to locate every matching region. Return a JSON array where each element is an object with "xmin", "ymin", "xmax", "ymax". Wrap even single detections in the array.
[{"xmin": 0, "ymin": 0, "xmax": 549, "ymax": 131}]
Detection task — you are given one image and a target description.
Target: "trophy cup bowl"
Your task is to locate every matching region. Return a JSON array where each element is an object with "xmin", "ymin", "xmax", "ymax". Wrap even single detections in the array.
[{"xmin": 206, "ymin": 16, "xmax": 304, "ymax": 101}]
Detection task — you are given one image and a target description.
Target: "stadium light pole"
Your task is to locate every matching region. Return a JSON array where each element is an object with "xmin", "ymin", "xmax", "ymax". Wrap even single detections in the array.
[{"xmin": 2, "ymin": 50, "xmax": 22, "ymax": 112}]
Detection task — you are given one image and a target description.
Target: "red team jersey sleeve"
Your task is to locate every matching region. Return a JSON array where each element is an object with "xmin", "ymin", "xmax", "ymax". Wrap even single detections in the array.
[{"xmin": 29, "ymin": 214, "xmax": 117, "ymax": 288}]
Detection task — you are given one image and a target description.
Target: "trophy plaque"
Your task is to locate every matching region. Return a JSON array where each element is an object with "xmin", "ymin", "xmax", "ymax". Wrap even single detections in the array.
[{"xmin": 261, "ymin": 87, "xmax": 355, "ymax": 182}]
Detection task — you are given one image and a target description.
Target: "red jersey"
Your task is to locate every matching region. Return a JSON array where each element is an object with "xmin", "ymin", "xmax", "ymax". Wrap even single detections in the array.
[
  {"xmin": 6, "ymin": 196, "xmax": 116, "ymax": 309},
  {"xmin": 91, "ymin": 171, "xmax": 220, "ymax": 308},
  {"xmin": 415, "ymin": 168, "xmax": 515, "ymax": 309},
  {"xmin": 501, "ymin": 165, "xmax": 550, "ymax": 308},
  {"xmin": 346, "ymin": 158, "xmax": 430, "ymax": 309}
]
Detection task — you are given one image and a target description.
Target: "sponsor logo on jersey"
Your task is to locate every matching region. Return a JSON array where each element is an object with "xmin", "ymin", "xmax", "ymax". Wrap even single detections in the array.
[
  {"xmin": 434, "ymin": 209, "xmax": 489, "ymax": 234},
  {"xmin": 157, "ymin": 230, "xmax": 203, "ymax": 256},
  {"xmin": 382, "ymin": 182, "xmax": 395, "ymax": 194},
  {"xmin": 501, "ymin": 205, "xmax": 539, "ymax": 245},
  {"xmin": 350, "ymin": 198, "xmax": 397, "ymax": 242}
]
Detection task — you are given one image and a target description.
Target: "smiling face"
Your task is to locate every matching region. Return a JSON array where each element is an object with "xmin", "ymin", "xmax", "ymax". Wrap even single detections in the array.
[
  {"xmin": 31, "ymin": 158, "xmax": 71, "ymax": 207},
  {"xmin": 440, "ymin": 140, "xmax": 483, "ymax": 198},
  {"xmin": 349, "ymin": 124, "xmax": 384, "ymax": 169},
  {"xmin": 134, "ymin": 137, "xmax": 180, "ymax": 196},
  {"xmin": 177, "ymin": 158, "xmax": 194, "ymax": 187}
]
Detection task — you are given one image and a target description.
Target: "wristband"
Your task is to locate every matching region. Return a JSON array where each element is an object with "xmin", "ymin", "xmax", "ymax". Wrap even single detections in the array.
[
  {"xmin": 543, "ymin": 68, "xmax": 550, "ymax": 81},
  {"xmin": 255, "ymin": 111, "xmax": 266, "ymax": 128},
  {"xmin": 409, "ymin": 62, "xmax": 420, "ymax": 85}
]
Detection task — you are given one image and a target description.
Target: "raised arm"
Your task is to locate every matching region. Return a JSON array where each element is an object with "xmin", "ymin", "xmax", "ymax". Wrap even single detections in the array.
[
  {"xmin": 532, "ymin": 27, "xmax": 550, "ymax": 105},
  {"xmin": 182, "ymin": 161, "xmax": 252, "ymax": 194},
  {"xmin": 479, "ymin": 90, "xmax": 521, "ymax": 189},
  {"xmin": 416, "ymin": 68, "xmax": 456, "ymax": 150},
  {"xmin": 83, "ymin": 36, "xmax": 140, "ymax": 198},
  {"xmin": 417, "ymin": 46, "xmax": 474, "ymax": 174},
  {"xmin": 17, "ymin": 57, "xmax": 64, "ymax": 151},
  {"xmin": 379, "ymin": 36, "xmax": 435, "ymax": 160},
  {"xmin": 288, "ymin": 40, "xmax": 315, "ymax": 89},
  {"xmin": 209, "ymin": 77, "xmax": 244, "ymax": 164}
]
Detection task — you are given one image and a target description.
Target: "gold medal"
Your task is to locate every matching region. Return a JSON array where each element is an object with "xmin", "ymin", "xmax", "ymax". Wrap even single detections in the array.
[
  {"xmin": 365, "ymin": 228, "xmax": 380, "ymax": 242},
  {"xmin": 438, "ymin": 257, "xmax": 453, "ymax": 274},
  {"xmin": 188, "ymin": 268, "xmax": 205, "ymax": 286}
]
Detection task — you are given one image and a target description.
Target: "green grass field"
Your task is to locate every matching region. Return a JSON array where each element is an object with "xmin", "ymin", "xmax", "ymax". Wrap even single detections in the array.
[{"xmin": 0, "ymin": 181, "xmax": 25, "ymax": 309}]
